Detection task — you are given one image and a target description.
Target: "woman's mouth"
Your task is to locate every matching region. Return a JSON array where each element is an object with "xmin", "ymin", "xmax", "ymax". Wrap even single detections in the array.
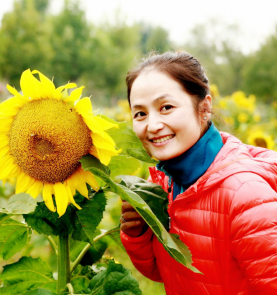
[{"xmin": 149, "ymin": 135, "xmax": 175, "ymax": 145}]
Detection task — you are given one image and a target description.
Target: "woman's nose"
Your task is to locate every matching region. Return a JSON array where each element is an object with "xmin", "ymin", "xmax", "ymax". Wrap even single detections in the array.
[{"xmin": 147, "ymin": 114, "xmax": 164, "ymax": 133}]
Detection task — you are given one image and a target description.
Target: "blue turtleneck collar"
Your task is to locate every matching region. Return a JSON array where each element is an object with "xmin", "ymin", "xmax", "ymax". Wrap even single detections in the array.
[{"xmin": 156, "ymin": 122, "xmax": 223, "ymax": 200}]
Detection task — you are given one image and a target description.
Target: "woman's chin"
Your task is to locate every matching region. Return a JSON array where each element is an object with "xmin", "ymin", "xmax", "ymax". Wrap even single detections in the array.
[{"xmin": 152, "ymin": 153, "xmax": 178, "ymax": 161}]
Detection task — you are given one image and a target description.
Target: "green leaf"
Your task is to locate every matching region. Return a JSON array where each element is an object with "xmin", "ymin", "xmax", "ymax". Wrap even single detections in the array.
[
  {"xmin": 108, "ymin": 155, "xmax": 141, "ymax": 178},
  {"xmin": 84, "ymin": 168, "xmax": 200, "ymax": 274},
  {"xmin": 81, "ymin": 154, "xmax": 110, "ymax": 175},
  {"xmin": 80, "ymin": 239, "xmax": 108, "ymax": 266},
  {"xmin": 0, "ymin": 256, "xmax": 56, "ymax": 295},
  {"xmin": 72, "ymin": 191, "xmax": 107, "ymax": 244},
  {"xmin": 0, "ymin": 213, "xmax": 31, "ymax": 260},
  {"xmin": 89, "ymin": 259, "xmax": 141, "ymax": 295},
  {"xmin": 98, "ymin": 115, "xmax": 157, "ymax": 164},
  {"xmin": 71, "ymin": 265, "xmax": 95, "ymax": 294},
  {"xmin": 0, "ymin": 193, "xmax": 37, "ymax": 215},
  {"xmin": 24, "ymin": 288, "xmax": 55, "ymax": 295},
  {"xmin": 103, "ymin": 225, "xmax": 125, "ymax": 251},
  {"xmin": 119, "ymin": 175, "xmax": 169, "ymax": 230},
  {"xmin": 23, "ymin": 202, "xmax": 74, "ymax": 236},
  {"xmin": 70, "ymin": 239, "xmax": 88, "ymax": 262}
]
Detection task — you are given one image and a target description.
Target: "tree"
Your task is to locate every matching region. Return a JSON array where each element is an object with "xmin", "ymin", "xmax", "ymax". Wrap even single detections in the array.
[
  {"xmin": 0, "ymin": 0, "xmax": 52, "ymax": 88},
  {"xmin": 241, "ymin": 26, "xmax": 277, "ymax": 102},
  {"xmin": 48, "ymin": 0, "xmax": 92, "ymax": 86},
  {"xmin": 183, "ymin": 18, "xmax": 246, "ymax": 96},
  {"xmin": 138, "ymin": 23, "xmax": 172, "ymax": 54}
]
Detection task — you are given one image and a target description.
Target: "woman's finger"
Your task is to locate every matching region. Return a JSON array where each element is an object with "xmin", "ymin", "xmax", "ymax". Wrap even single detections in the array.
[
  {"xmin": 121, "ymin": 211, "xmax": 142, "ymax": 222},
  {"xmin": 121, "ymin": 201, "xmax": 136, "ymax": 213},
  {"xmin": 120, "ymin": 220, "xmax": 141, "ymax": 231}
]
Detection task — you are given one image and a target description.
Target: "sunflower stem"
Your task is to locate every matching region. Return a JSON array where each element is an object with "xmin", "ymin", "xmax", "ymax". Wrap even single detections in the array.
[
  {"xmin": 57, "ymin": 235, "xmax": 71, "ymax": 294},
  {"xmin": 70, "ymin": 228, "xmax": 120, "ymax": 274},
  {"xmin": 70, "ymin": 243, "xmax": 91, "ymax": 274}
]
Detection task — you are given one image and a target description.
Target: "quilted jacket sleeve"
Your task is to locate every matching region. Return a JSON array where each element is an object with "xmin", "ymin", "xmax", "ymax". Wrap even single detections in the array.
[
  {"xmin": 230, "ymin": 178, "xmax": 277, "ymax": 293},
  {"xmin": 120, "ymin": 228, "xmax": 162, "ymax": 282},
  {"xmin": 245, "ymin": 144, "xmax": 277, "ymax": 158}
]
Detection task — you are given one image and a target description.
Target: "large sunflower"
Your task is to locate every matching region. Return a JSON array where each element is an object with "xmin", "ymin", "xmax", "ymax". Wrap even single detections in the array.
[{"xmin": 0, "ymin": 69, "xmax": 120, "ymax": 217}]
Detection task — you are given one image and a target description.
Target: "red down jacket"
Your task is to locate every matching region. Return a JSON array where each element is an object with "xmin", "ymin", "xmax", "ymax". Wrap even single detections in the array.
[{"xmin": 120, "ymin": 132, "xmax": 277, "ymax": 294}]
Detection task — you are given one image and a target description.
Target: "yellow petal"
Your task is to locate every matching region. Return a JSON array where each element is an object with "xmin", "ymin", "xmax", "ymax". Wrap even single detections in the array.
[
  {"xmin": 0, "ymin": 95, "xmax": 26, "ymax": 112},
  {"xmin": 80, "ymin": 169, "xmax": 99, "ymax": 191},
  {"xmin": 0, "ymin": 156, "xmax": 18, "ymax": 180},
  {"xmin": 16, "ymin": 171, "xmax": 36, "ymax": 193},
  {"xmin": 88, "ymin": 146, "xmax": 99, "ymax": 159},
  {"xmin": 65, "ymin": 184, "xmax": 81, "ymax": 210},
  {"xmin": 53, "ymin": 182, "xmax": 69, "ymax": 217},
  {"xmin": 95, "ymin": 147, "xmax": 120, "ymax": 166},
  {"xmin": 65, "ymin": 177, "xmax": 76, "ymax": 196},
  {"xmin": 42, "ymin": 184, "xmax": 56, "ymax": 212},
  {"xmin": 93, "ymin": 116, "xmax": 118, "ymax": 131},
  {"xmin": 20, "ymin": 69, "xmax": 41, "ymax": 99},
  {"xmin": 0, "ymin": 135, "xmax": 9, "ymax": 149},
  {"xmin": 74, "ymin": 97, "xmax": 92, "ymax": 117},
  {"xmin": 26, "ymin": 180, "xmax": 43, "ymax": 198},
  {"xmin": 68, "ymin": 168, "xmax": 88, "ymax": 198},
  {"xmin": 55, "ymin": 82, "xmax": 77, "ymax": 99},
  {"xmin": 91, "ymin": 130, "xmax": 117, "ymax": 150},
  {"xmin": 76, "ymin": 181, "xmax": 88, "ymax": 198},
  {"xmin": 6, "ymin": 166, "xmax": 21, "ymax": 179},
  {"xmin": 32, "ymin": 70, "xmax": 56, "ymax": 99},
  {"xmin": 65, "ymin": 86, "xmax": 84, "ymax": 104},
  {"xmin": 6, "ymin": 84, "xmax": 24, "ymax": 98},
  {"xmin": 0, "ymin": 145, "xmax": 10, "ymax": 159}
]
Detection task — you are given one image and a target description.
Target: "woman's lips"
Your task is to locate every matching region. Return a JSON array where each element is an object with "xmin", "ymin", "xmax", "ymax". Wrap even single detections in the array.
[{"xmin": 149, "ymin": 135, "xmax": 175, "ymax": 147}]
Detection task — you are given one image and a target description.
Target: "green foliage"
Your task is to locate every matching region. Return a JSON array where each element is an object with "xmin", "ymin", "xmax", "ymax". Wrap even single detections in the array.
[
  {"xmin": 0, "ymin": 193, "xmax": 37, "ymax": 215},
  {"xmin": 0, "ymin": 213, "xmax": 31, "ymax": 260},
  {"xmin": 81, "ymin": 166, "xmax": 199, "ymax": 273},
  {"xmin": 88, "ymin": 259, "xmax": 142, "ymax": 295},
  {"xmin": 48, "ymin": 0, "xmax": 92, "ymax": 86},
  {"xmin": 70, "ymin": 265, "xmax": 95, "ymax": 294},
  {"xmin": 23, "ymin": 202, "xmax": 75, "ymax": 236},
  {"xmin": 81, "ymin": 155, "xmax": 110, "ymax": 175},
  {"xmin": 108, "ymin": 155, "xmax": 142, "ymax": 179},
  {"xmin": 119, "ymin": 175, "xmax": 169, "ymax": 230},
  {"xmin": 0, "ymin": 256, "xmax": 56, "ymax": 295},
  {"xmin": 72, "ymin": 191, "xmax": 107, "ymax": 244},
  {"xmin": 241, "ymin": 27, "xmax": 277, "ymax": 102},
  {"xmin": 138, "ymin": 23, "xmax": 172, "ymax": 54},
  {"xmin": 79, "ymin": 239, "xmax": 108, "ymax": 266},
  {"xmin": 99, "ymin": 115, "xmax": 157, "ymax": 164},
  {"xmin": 0, "ymin": 0, "xmax": 52, "ymax": 88}
]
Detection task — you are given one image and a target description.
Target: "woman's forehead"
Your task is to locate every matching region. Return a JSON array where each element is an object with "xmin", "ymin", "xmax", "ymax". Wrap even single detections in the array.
[{"xmin": 131, "ymin": 71, "xmax": 185, "ymax": 100}]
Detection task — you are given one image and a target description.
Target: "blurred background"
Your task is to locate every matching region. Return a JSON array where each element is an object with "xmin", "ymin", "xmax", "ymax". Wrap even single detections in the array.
[{"xmin": 0, "ymin": 0, "xmax": 277, "ymax": 294}]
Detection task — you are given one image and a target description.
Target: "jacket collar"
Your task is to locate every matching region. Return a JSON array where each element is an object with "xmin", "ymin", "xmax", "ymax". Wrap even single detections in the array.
[{"xmin": 149, "ymin": 132, "xmax": 277, "ymax": 205}]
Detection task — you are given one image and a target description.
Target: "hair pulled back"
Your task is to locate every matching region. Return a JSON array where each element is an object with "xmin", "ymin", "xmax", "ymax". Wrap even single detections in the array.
[{"xmin": 126, "ymin": 51, "xmax": 210, "ymax": 114}]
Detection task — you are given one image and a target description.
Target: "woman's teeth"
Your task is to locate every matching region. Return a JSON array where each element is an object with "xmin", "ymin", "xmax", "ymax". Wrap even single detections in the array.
[{"xmin": 152, "ymin": 135, "xmax": 174, "ymax": 143}]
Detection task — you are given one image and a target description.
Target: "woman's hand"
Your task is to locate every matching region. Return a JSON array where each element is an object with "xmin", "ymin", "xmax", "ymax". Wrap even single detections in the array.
[{"xmin": 120, "ymin": 200, "xmax": 148, "ymax": 237}]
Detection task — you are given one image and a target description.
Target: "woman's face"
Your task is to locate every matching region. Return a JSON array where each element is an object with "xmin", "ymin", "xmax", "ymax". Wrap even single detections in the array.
[{"xmin": 130, "ymin": 70, "xmax": 210, "ymax": 161}]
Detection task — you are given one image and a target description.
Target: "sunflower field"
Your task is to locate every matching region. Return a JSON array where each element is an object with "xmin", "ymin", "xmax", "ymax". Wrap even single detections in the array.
[{"xmin": 0, "ymin": 0, "xmax": 277, "ymax": 295}]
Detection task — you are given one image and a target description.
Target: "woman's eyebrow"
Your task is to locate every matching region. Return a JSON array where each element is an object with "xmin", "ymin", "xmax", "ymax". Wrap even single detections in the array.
[{"xmin": 131, "ymin": 94, "xmax": 174, "ymax": 110}]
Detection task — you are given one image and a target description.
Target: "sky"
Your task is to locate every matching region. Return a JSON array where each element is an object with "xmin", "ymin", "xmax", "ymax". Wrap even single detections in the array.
[{"xmin": 0, "ymin": 0, "xmax": 277, "ymax": 54}]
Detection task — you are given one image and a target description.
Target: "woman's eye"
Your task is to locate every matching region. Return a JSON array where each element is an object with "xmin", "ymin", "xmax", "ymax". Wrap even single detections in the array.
[
  {"xmin": 161, "ymin": 105, "xmax": 173, "ymax": 111},
  {"xmin": 134, "ymin": 111, "xmax": 146, "ymax": 118}
]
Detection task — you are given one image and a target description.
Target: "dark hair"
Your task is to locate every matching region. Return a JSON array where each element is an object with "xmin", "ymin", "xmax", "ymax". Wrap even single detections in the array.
[{"xmin": 126, "ymin": 51, "xmax": 210, "ymax": 115}]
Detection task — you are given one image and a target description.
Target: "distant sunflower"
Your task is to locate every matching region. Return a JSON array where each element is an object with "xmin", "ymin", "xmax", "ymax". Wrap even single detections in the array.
[
  {"xmin": 0, "ymin": 69, "xmax": 120, "ymax": 216},
  {"xmin": 248, "ymin": 130, "xmax": 275, "ymax": 150}
]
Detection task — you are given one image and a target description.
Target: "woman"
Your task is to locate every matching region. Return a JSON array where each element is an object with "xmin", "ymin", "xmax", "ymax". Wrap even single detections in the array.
[{"xmin": 120, "ymin": 51, "xmax": 277, "ymax": 294}]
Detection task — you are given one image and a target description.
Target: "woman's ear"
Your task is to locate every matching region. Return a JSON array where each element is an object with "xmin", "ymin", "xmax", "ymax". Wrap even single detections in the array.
[{"xmin": 200, "ymin": 95, "xmax": 212, "ymax": 121}]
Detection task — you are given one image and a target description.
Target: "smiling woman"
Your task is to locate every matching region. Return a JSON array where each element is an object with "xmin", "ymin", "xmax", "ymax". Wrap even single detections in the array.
[
  {"xmin": 130, "ymin": 70, "xmax": 211, "ymax": 161},
  {"xmin": 120, "ymin": 51, "xmax": 277, "ymax": 294}
]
